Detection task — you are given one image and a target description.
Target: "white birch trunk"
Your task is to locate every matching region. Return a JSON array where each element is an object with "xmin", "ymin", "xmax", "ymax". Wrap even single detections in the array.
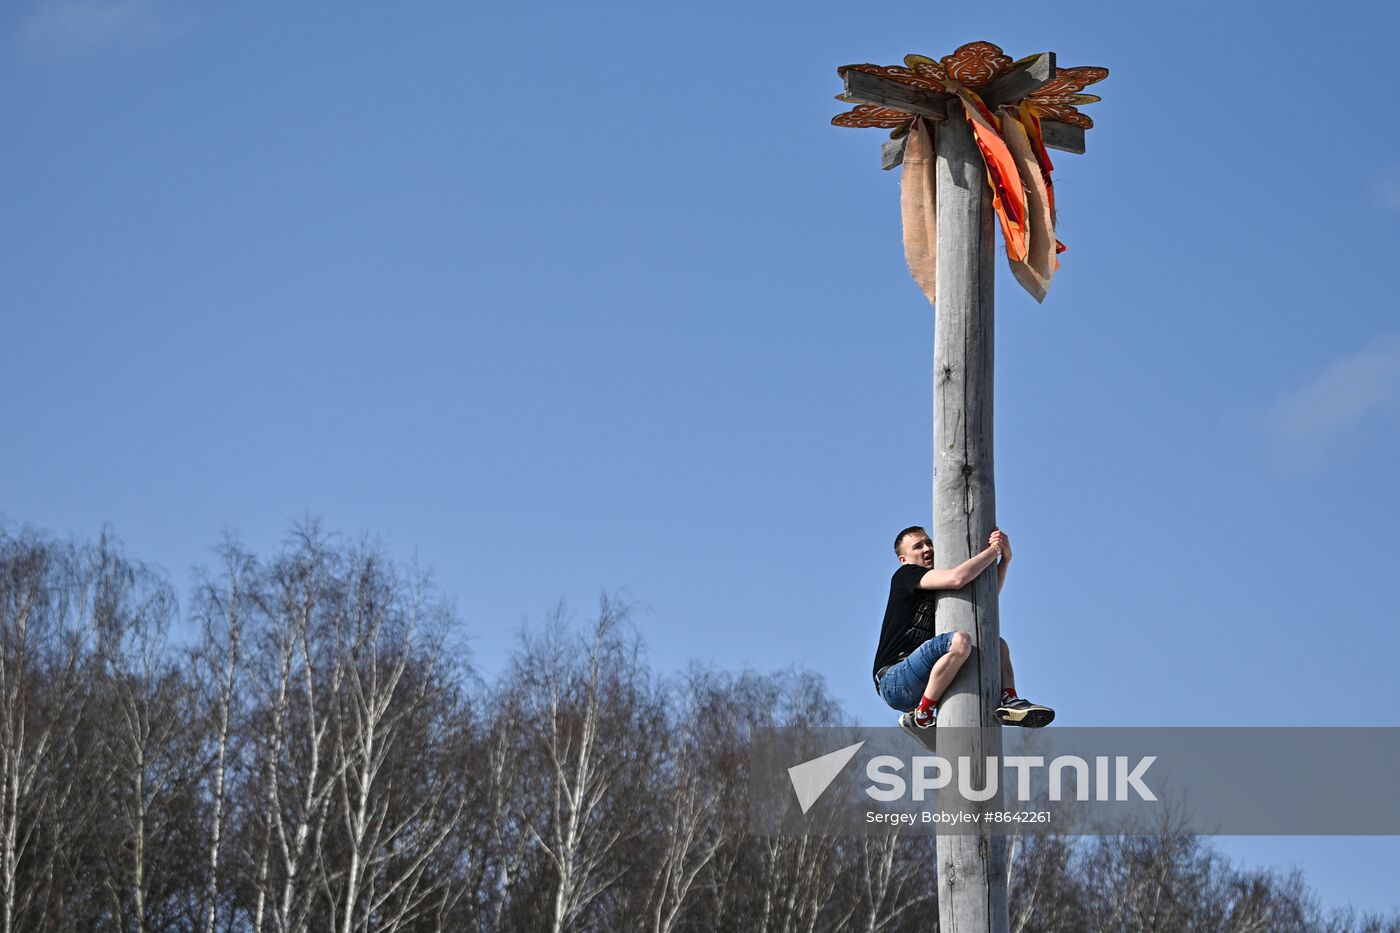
[{"xmin": 200, "ymin": 553, "xmax": 246, "ymax": 933}]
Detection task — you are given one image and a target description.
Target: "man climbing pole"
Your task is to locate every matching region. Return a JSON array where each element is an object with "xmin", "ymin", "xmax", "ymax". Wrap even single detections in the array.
[
  {"xmin": 872, "ymin": 526, "xmax": 1055, "ymax": 736},
  {"xmin": 831, "ymin": 40, "xmax": 1107, "ymax": 933}
]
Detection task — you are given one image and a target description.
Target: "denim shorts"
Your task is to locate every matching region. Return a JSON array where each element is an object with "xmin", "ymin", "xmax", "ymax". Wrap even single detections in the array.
[{"xmin": 876, "ymin": 632, "xmax": 955, "ymax": 712}]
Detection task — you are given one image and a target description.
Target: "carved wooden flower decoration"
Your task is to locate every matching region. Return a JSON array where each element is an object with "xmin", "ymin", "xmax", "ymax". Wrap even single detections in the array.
[
  {"xmin": 829, "ymin": 40, "xmax": 1109, "ymax": 302},
  {"xmin": 834, "ymin": 40, "xmax": 1107, "ymax": 136},
  {"xmin": 1021, "ymin": 66, "xmax": 1107, "ymax": 129}
]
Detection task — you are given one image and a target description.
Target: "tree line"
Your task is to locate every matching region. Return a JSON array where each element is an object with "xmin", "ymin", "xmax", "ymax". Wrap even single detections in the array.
[{"xmin": 0, "ymin": 523, "xmax": 1394, "ymax": 933}]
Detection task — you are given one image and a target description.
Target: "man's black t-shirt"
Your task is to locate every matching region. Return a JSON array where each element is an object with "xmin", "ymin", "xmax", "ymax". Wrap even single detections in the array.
[{"xmin": 871, "ymin": 564, "xmax": 937, "ymax": 684}]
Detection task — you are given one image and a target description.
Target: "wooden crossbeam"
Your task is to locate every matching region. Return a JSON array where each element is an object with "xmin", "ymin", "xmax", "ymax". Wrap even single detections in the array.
[
  {"xmin": 841, "ymin": 69, "xmax": 952, "ymax": 121},
  {"xmin": 979, "ymin": 52, "xmax": 1055, "ymax": 108},
  {"xmin": 1039, "ymin": 121, "xmax": 1085, "ymax": 154},
  {"xmin": 846, "ymin": 55, "xmax": 1089, "ymax": 167},
  {"xmin": 878, "ymin": 118, "xmax": 1086, "ymax": 169},
  {"xmin": 880, "ymin": 137, "xmax": 907, "ymax": 170}
]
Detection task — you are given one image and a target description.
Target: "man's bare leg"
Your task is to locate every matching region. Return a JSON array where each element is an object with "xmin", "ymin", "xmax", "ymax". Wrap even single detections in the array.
[
  {"xmin": 922, "ymin": 631, "xmax": 973, "ymax": 704},
  {"xmin": 1000, "ymin": 637, "xmax": 1015, "ymax": 694},
  {"xmin": 995, "ymin": 636, "xmax": 1055, "ymax": 727},
  {"xmin": 899, "ymin": 632, "xmax": 974, "ymax": 737}
]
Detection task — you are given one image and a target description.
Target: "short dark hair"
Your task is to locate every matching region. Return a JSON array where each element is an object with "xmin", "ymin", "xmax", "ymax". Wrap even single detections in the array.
[{"xmin": 893, "ymin": 526, "xmax": 927, "ymax": 557}]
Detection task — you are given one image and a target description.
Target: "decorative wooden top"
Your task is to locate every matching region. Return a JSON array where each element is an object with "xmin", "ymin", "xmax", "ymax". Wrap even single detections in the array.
[
  {"xmin": 834, "ymin": 41, "xmax": 1107, "ymax": 138},
  {"xmin": 830, "ymin": 41, "xmax": 1109, "ymax": 301}
]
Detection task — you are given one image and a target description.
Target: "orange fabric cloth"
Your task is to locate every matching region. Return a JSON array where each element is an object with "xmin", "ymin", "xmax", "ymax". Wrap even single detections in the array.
[
  {"xmin": 953, "ymin": 87, "xmax": 1027, "ymax": 264},
  {"xmin": 897, "ymin": 95, "xmax": 1070, "ymax": 303}
]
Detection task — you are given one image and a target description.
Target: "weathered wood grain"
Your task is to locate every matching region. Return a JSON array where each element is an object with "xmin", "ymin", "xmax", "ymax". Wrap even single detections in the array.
[
  {"xmin": 932, "ymin": 102, "xmax": 1011, "ymax": 933},
  {"xmin": 1040, "ymin": 119, "xmax": 1086, "ymax": 154},
  {"xmin": 878, "ymin": 115, "xmax": 1085, "ymax": 169},
  {"xmin": 842, "ymin": 69, "xmax": 952, "ymax": 121},
  {"xmin": 979, "ymin": 52, "xmax": 1056, "ymax": 107},
  {"xmin": 881, "ymin": 135, "xmax": 907, "ymax": 171}
]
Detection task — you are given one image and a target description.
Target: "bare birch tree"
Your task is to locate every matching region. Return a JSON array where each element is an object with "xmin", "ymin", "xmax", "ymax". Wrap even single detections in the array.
[
  {"xmin": 246, "ymin": 525, "xmax": 348, "ymax": 933},
  {"xmin": 0, "ymin": 532, "xmax": 98, "ymax": 933},
  {"xmin": 91, "ymin": 534, "xmax": 204, "ymax": 933},
  {"xmin": 320, "ymin": 550, "xmax": 470, "ymax": 933},
  {"xmin": 191, "ymin": 539, "xmax": 258, "ymax": 933},
  {"xmin": 644, "ymin": 753, "xmax": 722, "ymax": 933},
  {"xmin": 513, "ymin": 597, "xmax": 662, "ymax": 933},
  {"xmin": 464, "ymin": 689, "xmax": 532, "ymax": 932},
  {"xmin": 851, "ymin": 833, "xmax": 938, "ymax": 933}
]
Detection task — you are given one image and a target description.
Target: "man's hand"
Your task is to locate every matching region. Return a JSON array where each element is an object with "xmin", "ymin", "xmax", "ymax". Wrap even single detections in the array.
[
  {"xmin": 989, "ymin": 529, "xmax": 1012, "ymax": 562},
  {"xmin": 990, "ymin": 529, "xmax": 1013, "ymax": 594}
]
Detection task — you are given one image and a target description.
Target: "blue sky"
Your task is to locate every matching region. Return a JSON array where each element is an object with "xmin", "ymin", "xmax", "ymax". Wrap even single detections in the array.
[{"xmin": 4, "ymin": 0, "xmax": 1399, "ymax": 916}]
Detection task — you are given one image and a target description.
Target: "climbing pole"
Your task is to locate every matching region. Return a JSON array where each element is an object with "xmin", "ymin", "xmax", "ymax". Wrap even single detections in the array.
[{"xmin": 830, "ymin": 42, "xmax": 1108, "ymax": 933}]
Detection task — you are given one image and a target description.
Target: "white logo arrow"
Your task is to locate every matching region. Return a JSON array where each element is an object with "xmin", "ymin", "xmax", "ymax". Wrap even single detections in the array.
[{"xmin": 787, "ymin": 741, "xmax": 865, "ymax": 814}]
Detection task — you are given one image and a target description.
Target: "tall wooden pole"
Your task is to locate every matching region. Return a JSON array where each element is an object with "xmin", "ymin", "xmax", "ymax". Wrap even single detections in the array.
[{"xmin": 932, "ymin": 100, "xmax": 1009, "ymax": 933}]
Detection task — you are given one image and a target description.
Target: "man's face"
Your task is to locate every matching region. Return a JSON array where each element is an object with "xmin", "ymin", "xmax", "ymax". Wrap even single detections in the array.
[{"xmin": 898, "ymin": 533, "xmax": 934, "ymax": 568}]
